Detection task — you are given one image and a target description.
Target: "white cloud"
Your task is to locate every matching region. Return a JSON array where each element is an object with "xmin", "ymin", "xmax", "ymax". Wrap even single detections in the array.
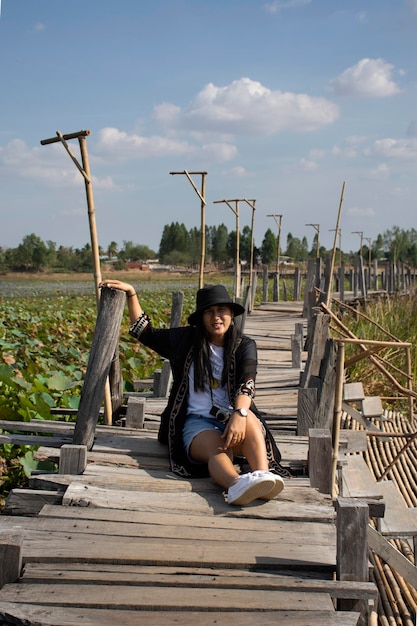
[
  {"xmin": 222, "ymin": 165, "xmax": 253, "ymax": 178},
  {"xmin": 298, "ymin": 157, "xmax": 319, "ymax": 171},
  {"xmin": 0, "ymin": 138, "xmax": 115, "ymax": 189},
  {"xmin": 370, "ymin": 137, "xmax": 417, "ymax": 161},
  {"xmin": 330, "ymin": 58, "xmax": 401, "ymax": 97},
  {"xmin": 200, "ymin": 142, "xmax": 237, "ymax": 162},
  {"xmin": 153, "ymin": 102, "xmax": 181, "ymax": 125},
  {"xmin": 367, "ymin": 163, "xmax": 390, "ymax": 180},
  {"xmin": 34, "ymin": 22, "xmax": 46, "ymax": 31},
  {"xmin": 264, "ymin": 0, "xmax": 311, "ymax": 14},
  {"xmin": 96, "ymin": 127, "xmax": 193, "ymax": 160},
  {"xmin": 180, "ymin": 77, "xmax": 339, "ymax": 135}
]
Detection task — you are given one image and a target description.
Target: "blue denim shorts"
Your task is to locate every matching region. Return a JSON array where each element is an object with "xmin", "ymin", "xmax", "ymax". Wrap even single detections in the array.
[{"xmin": 183, "ymin": 414, "xmax": 227, "ymax": 456}]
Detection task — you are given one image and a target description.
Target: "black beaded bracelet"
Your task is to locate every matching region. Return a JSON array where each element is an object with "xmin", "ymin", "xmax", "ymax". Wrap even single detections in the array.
[{"xmin": 127, "ymin": 292, "xmax": 137, "ymax": 298}]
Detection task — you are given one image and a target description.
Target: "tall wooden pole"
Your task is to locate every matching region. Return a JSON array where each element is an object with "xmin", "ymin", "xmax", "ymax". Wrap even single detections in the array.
[
  {"xmin": 306, "ymin": 223, "xmax": 320, "ymax": 258},
  {"xmin": 267, "ymin": 213, "xmax": 283, "ymax": 300},
  {"xmin": 170, "ymin": 171, "xmax": 207, "ymax": 289},
  {"xmin": 326, "ymin": 182, "xmax": 346, "ymax": 308},
  {"xmin": 40, "ymin": 130, "xmax": 113, "ymax": 424},
  {"xmin": 244, "ymin": 199, "xmax": 256, "ymax": 311},
  {"xmin": 78, "ymin": 135, "xmax": 102, "ymax": 301},
  {"xmin": 213, "ymin": 198, "xmax": 255, "ymax": 301}
]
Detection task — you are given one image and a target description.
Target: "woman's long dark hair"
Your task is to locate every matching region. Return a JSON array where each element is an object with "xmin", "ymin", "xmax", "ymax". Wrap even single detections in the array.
[{"xmin": 192, "ymin": 318, "xmax": 242, "ymax": 392}]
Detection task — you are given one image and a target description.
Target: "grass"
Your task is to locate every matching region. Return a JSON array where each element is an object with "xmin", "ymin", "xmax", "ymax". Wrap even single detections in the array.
[{"xmin": 332, "ymin": 291, "xmax": 417, "ymax": 413}]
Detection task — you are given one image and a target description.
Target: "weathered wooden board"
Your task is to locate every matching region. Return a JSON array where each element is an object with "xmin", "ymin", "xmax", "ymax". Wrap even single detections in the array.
[
  {"xmin": 9, "ymin": 534, "xmax": 337, "ymax": 572},
  {"xmin": 0, "ymin": 604, "xmax": 361, "ymax": 626},
  {"xmin": 20, "ymin": 562, "xmax": 377, "ymax": 602},
  {"xmin": 0, "ymin": 513, "xmax": 336, "ymax": 547},
  {"xmin": 0, "ymin": 583, "xmax": 336, "ymax": 611},
  {"xmin": 58, "ymin": 480, "xmax": 336, "ymax": 522},
  {"xmin": 38, "ymin": 503, "xmax": 332, "ymax": 531}
]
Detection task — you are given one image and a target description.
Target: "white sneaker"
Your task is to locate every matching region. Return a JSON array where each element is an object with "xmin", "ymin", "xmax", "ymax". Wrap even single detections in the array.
[
  {"xmin": 251, "ymin": 470, "xmax": 285, "ymax": 500},
  {"xmin": 227, "ymin": 472, "xmax": 275, "ymax": 506}
]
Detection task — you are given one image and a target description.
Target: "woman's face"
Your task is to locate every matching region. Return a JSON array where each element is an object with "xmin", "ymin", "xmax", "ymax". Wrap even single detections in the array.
[{"xmin": 202, "ymin": 304, "xmax": 233, "ymax": 345}]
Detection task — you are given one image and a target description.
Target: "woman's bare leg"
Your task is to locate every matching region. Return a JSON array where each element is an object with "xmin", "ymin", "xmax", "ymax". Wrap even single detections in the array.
[{"xmin": 189, "ymin": 430, "xmax": 238, "ymax": 489}]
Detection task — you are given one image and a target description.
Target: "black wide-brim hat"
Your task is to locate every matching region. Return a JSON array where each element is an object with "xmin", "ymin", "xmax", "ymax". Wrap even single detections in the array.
[{"xmin": 188, "ymin": 284, "xmax": 245, "ymax": 326}]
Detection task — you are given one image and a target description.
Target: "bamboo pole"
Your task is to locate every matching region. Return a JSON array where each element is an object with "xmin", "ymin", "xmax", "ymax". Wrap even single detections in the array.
[
  {"xmin": 331, "ymin": 341, "xmax": 344, "ymax": 498},
  {"xmin": 244, "ymin": 199, "xmax": 256, "ymax": 311},
  {"xmin": 321, "ymin": 302, "xmax": 417, "ymax": 401},
  {"xmin": 325, "ymin": 181, "xmax": 346, "ymax": 308},
  {"xmin": 170, "ymin": 171, "xmax": 207, "ymax": 289},
  {"xmin": 40, "ymin": 130, "xmax": 113, "ymax": 424}
]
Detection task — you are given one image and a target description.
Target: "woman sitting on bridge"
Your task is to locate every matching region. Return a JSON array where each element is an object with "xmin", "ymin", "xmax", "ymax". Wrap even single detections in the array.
[{"xmin": 100, "ymin": 280, "xmax": 287, "ymax": 506}]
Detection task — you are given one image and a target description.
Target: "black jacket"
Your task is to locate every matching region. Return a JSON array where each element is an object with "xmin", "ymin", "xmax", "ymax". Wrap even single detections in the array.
[{"xmin": 130, "ymin": 317, "xmax": 286, "ymax": 477}]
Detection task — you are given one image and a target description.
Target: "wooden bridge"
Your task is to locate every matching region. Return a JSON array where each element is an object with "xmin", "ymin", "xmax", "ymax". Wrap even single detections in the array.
[{"xmin": 0, "ymin": 300, "xmax": 386, "ymax": 625}]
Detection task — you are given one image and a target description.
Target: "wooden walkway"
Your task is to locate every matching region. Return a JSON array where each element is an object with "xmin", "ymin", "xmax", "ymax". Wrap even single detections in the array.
[{"xmin": 0, "ymin": 302, "xmax": 377, "ymax": 625}]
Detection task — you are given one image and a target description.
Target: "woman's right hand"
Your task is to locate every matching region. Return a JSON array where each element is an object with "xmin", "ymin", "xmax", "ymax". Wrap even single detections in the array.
[
  {"xmin": 99, "ymin": 279, "xmax": 135, "ymax": 297},
  {"xmin": 99, "ymin": 279, "xmax": 142, "ymax": 321}
]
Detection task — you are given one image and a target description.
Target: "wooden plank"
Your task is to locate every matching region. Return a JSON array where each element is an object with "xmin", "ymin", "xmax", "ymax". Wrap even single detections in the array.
[
  {"xmin": 342, "ymin": 402, "xmax": 382, "ymax": 432},
  {"xmin": 368, "ymin": 525, "xmax": 417, "ymax": 588},
  {"xmin": 341, "ymin": 454, "xmax": 383, "ymax": 500},
  {"xmin": 0, "ymin": 583, "xmax": 336, "ymax": 611},
  {"xmin": 0, "ymin": 604, "xmax": 362, "ymax": 626},
  {"xmin": 60, "ymin": 482, "xmax": 336, "ymax": 522},
  {"xmin": 38, "ymin": 503, "xmax": 333, "ymax": 532},
  {"xmin": 4, "ymin": 489, "xmax": 63, "ymax": 516},
  {"xmin": 20, "ymin": 563, "xmax": 377, "ymax": 603},
  {"xmin": 376, "ymin": 480, "xmax": 417, "ymax": 537},
  {"xmin": 34, "ymin": 446, "xmax": 171, "ymax": 471},
  {"xmin": 0, "ymin": 514, "xmax": 336, "ymax": 547},
  {"xmin": 12, "ymin": 529, "xmax": 336, "ymax": 571}
]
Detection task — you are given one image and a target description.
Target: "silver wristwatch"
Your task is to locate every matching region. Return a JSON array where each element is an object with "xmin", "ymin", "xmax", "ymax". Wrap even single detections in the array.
[{"xmin": 234, "ymin": 408, "xmax": 248, "ymax": 417}]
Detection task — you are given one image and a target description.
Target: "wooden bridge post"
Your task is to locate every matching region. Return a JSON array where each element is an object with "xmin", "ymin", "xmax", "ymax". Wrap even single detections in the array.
[
  {"xmin": 0, "ymin": 534, "xmax": 22, "ymax": 588},
  {"xmin": 73, "ymin": 287, "xmax": 126, "ymax": 450},
  {"xmin": 125, "ymin": 397, "xmax": 146, "ymax": 429},
  {"xmin": 336, "ymin": 497, "xmax": 369, "ymax": 625},
  {"xmin": 59, "ymin": 445, "xmax": 87, "ymax": 474},
  {"xmin": 308, "ymin": 428, "xmax": 332, "ymax": 494},
  {"xmin": 170, "ymin": 291, "xmax": 184, "ymax": 328},
  {"xmin": 262, "ymin": 266, "xmax": 268, "ymax": 302},
  {"xmin": 272, "ymin": 273, "xmax": 279, "ymax": 302},
  {"xmin": 294, "ymin": 267, "xmax": 301, "ymax": 301},
  {"xmin": 339, "ymin": 261, "xmax": 345, "ymax": 302}
]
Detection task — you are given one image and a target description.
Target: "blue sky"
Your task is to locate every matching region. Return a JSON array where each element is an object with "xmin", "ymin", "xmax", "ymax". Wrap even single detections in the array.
[{"xmin": 1, "ymin": 0, "xmax": 416, "ymax": 255}]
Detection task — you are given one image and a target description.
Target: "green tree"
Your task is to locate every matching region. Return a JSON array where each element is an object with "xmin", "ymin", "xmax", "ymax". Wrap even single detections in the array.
[
  {"xmin": 285, "ymin": 233, "xmax": 309, "ymax": 262},
  {"xmin": 119, "ymin": 241, "xmax": 156, "ymax": 262},
  {"xmin": 107, "ymin": 241, "xmax": 118, "ymax": 260},
  {"xmin": 209, "ymin": 224, "xmax": 229, "ymax": 265},
  {"xmin": 260, "ymin": 228, "xmax": 277, "ymax": 265},
  {"xmin": 4, "ymin": 234, "xmax": 51, "ymax": 272},
  {"xmin": 159, "ymin": 222, "xmax": 190, "ymax": 264},
  {"xmin": 240, "ymin": 225, "xmax": 252, "ymax": 265}
]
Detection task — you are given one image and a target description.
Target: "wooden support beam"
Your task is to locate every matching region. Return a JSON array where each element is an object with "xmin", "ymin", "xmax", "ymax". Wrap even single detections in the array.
[
  {"xmin": 0, "ymin": 534, "xmax": 22, "ymax": 589},
  {"xmin": 125, "ymin": 397, "xmax": 146, "ymax": 429},
  {"xmin": 308, "ymin": 429, "xmax": 332, "ymax": 494},
  {"xmin": 59, "ymin": 445, "xmax": 87, "ymax": 475},
  {"xmin": 73, "ymin": 287, "xmax": 126, "ymax": 450},
  {"xmin": 297, "ymin": 387, "xmax": 318, "ymax": 436},
  {"xmin": 336, "ymin": 497, "xmax": 369, "ymax": 625}
]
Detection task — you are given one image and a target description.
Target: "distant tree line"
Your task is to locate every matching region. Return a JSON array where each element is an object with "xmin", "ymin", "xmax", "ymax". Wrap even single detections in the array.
[{"xmin": 1, "ymin": 225, "xmax": 417, "ymax": 273}]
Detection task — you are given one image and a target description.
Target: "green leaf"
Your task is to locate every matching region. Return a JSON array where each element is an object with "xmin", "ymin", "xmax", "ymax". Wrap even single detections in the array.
[{"xmin": 46, "ymin": 373, "xmax": 76, "ymax": 391}]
